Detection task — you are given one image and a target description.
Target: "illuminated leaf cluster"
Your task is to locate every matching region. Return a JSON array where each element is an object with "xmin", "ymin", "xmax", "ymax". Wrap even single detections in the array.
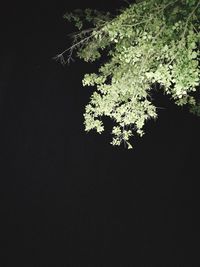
[{"xmin": 59, "ymin": 0, "xmax": 200, "ymax": 148}]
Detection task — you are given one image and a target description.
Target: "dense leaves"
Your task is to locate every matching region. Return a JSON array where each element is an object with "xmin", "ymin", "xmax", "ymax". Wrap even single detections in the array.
[{"xmin": 56, "ymin": 0, "xmax": 200, "ymax": 148}]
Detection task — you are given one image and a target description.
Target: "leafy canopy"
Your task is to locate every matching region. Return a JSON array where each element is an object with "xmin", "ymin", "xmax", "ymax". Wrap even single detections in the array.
[{"xmin": 55, "ymin": 0, "xmax": 200, "ymax": 149}]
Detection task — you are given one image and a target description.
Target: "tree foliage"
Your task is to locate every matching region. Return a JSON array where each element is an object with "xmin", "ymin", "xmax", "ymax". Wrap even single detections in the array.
[{"xmin": 55, "ymin": 0, "xmax": 200, "ymax": 149}]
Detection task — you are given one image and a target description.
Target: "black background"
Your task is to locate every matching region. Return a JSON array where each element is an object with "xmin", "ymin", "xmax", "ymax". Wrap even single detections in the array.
[{"xmin": 1, "ymin": 1, "xmax": 200, "ymax": 266}]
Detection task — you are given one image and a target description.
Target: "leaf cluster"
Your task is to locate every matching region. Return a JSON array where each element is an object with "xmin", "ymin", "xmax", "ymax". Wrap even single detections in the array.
[{"xmin": 59, "ymin": 0, "xmax": 200, "ymax": 148}]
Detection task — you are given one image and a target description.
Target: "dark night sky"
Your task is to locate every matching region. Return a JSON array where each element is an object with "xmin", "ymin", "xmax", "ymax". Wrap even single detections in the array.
[{"xmin": 1, "ymin": 1, "xmax": 200, "ymax": 266}]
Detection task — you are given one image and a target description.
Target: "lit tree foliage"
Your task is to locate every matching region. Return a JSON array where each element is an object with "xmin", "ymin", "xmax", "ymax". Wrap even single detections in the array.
[{"xmin": 55, "ymin": 0, "xmax": 200, "ymax": 149}]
